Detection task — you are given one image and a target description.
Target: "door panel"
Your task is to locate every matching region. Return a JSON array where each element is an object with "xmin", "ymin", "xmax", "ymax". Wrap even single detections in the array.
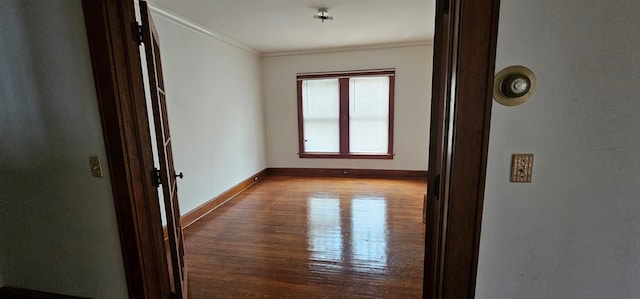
[{"xmin": 140, "ymin": 1, "xmax": 188, "ymax": 298}]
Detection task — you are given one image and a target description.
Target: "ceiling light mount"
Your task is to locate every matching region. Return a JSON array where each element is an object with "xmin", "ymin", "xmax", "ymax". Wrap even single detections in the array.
[{"xmin": 314, "ymin": 8, "xmax": 333, "ymax": 22}]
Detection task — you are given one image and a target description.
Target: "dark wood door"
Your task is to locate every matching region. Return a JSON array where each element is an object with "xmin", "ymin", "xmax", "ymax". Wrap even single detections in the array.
[{"xmin": 140, "ymin": 2, "xmax": 188, "ymax": 298}]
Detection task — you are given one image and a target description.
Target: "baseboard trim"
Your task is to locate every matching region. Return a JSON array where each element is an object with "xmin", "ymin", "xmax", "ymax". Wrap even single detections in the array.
[
  {"xmin": 164, "ymin": 169, "xmax": 267, "ymax": 239},
  {"xmin": 266, "ymin": 167, "xmax": 428, "ymax": 179},
  {"xmin": 183, "ymin": 169, "xmax": 267, "ymax": 228},
  {"xmin": 165, "ymin": 167, "xmax": 426, "ymax": 238},
  {"xmin": 0, "ymin": 287, "xmax": 88, "ymax": 299}
]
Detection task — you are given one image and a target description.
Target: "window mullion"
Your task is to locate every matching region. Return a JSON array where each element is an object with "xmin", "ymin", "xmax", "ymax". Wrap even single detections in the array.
[{"xmin": 339, "ymin": 78, "xmax": 350, "ymax": 154}]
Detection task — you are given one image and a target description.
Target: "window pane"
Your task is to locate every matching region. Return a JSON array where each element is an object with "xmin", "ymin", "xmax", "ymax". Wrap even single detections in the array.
[
  {"xmin": 302, "ymin": 79, "xmax": 340, "ymax": 152},
  {"xmin": 349, "ymin": 77, "xmax": 389, "ymax": 153}
]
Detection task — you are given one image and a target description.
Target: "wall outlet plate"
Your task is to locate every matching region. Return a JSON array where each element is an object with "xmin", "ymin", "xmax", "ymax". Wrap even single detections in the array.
[{"xmin": 510, "ymin": 154, "xmax": 533, "ymax": 183}]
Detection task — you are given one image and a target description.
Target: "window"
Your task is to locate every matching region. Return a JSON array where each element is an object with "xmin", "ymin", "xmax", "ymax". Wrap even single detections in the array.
[{"xmin": 297, "ymin": 70, "xmax": 395, "ymax": 159}]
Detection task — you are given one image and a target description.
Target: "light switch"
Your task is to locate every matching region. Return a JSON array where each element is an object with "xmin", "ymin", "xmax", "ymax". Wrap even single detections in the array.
[
  {"xmin": 510, "ymin": 154, "xmax": 533, "ymax": 183},
  {"xmin": 89, "ymin": 156, "xmax": 104, "ymax": 177}
]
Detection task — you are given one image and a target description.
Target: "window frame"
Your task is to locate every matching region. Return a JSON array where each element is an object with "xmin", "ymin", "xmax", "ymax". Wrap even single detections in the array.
[{"xmin": 297, "ymin": 69, "xmax": 395, "ymax": 159}]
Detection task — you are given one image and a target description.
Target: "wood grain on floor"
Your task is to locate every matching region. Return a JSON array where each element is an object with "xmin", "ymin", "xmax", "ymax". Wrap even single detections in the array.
[{"xmin": 184, "ymin": 176, "xmax": 426, "ymax": 298}]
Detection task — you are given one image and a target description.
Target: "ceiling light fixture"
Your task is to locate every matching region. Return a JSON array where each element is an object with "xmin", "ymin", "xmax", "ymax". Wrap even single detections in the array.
[
  {"xmin": 313, "ymin": 8, "xmax": 333, "ymax": 22},
  {"xmin": 493, "ymin": 65, "xmax": 537, "ymax": 106}
]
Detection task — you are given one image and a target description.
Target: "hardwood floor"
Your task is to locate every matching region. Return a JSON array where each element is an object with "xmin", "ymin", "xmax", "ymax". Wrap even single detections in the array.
[{"xmin": 184, "ymin": 176, "xmax": 426, "ymax": 298}]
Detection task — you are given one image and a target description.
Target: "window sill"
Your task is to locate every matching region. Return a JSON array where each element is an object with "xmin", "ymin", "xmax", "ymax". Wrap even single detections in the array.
[{"xmin": 299, "ymin": 153, "xmax": 394, "ymax": 160}]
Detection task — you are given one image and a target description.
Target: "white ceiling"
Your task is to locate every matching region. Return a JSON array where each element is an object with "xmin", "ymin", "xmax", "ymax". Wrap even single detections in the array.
[{"xmin": 147, "ymin": 0, "xmax": 436, "ymax": 55}]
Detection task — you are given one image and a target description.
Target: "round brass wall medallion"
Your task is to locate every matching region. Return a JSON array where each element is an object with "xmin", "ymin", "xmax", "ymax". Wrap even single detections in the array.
[{"xmin": 493, "ymin": 65, "xmax": 536, "ymax": 106}]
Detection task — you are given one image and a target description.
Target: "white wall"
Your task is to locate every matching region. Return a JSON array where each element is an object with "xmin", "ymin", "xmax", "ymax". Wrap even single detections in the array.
[
  {"xmin": 0, "ymin": 1, "xmax": 128, "ymax": 298},
  {"xmin": 151, "ymin": 10, "xmax": 267, "ymax": 214},
  {"xmin": 263, "ymin": 46, "xmax": 432, "ymax": 171},
  {"xmin": 477, "ymin": 1, "xmax": 640, "ymax": 298}
]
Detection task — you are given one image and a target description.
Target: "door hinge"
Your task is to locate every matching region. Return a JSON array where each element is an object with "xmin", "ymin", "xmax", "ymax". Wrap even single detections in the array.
[
  {"xmin": 151, "ymin": 167, "xmax": 161, "ymax": 187},
  {"xmin": 133, "ymin": 22, "xmax": 143, "ymax": 45},
  {"xmin": 432, "ymin": 174, "xmax": 441, "ymax": 200}
]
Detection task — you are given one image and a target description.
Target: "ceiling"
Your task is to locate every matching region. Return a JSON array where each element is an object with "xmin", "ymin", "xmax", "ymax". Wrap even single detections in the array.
[{"xmin": 147, "ymin": 0, "xmax": 436, "ymax": 55}]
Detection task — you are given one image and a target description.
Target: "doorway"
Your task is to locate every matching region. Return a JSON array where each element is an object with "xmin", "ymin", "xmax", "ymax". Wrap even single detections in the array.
[{"xmin": 82, "ymin": 0, "xmax": 500, "ymax": 298}]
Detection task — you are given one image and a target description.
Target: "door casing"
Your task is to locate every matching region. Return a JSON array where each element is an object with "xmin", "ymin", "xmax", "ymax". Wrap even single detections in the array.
[{"xmin": 424, "ymin": 0, "xmax": 500, "ymax": 298}]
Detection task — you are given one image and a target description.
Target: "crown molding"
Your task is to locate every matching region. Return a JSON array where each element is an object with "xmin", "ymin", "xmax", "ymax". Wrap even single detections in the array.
[
  {"xmin": 262, "ymin": 40, "xmax": 434, "ymax": 58},
  {"xmin": 148, "ymin": 4, "xmax": 261, "ymax": 56},
  {"xmin": 147, "ymin": 4, "xmax": 432, "ymax": 58}
]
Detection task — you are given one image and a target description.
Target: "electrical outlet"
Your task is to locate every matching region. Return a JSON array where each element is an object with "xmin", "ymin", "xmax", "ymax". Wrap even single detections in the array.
[
  {"xmin": 510, "ymin": 154, "xmax": 533, "ymax": 183},
  {"xmin": 89, "ymin": 156, "xmax": 104, "ymax": 177}
]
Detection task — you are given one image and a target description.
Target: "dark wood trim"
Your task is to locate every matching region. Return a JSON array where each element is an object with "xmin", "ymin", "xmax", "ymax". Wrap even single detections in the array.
[
  {"xmin": 298, "ymin": 153, "xmax": 393, "ymax": 159},
  {"xmin": 296, "ymin": 80, "xmax": 305, "ymax": 157},
  {"xmin": 0, "ymin": 287, "xmax": 88, "ymax": 299},
  {"xmin": 339, "ymin": 77, "xmax": 350, "ymax": 154},
  {"xmin": 442, "ymin": 0, "xmax": 500, "ymax": 296},
  {"xmin": 82, "ymin": 1, "xmax": 171, "ymax": 298},
  {"xmin": 266, "ymin": 168, "xmax": 427, "ymax": 179},
  {"xmin": 455, "ymin": 0, "xmax": 501, "ymax": 296},
  {"xmin": 297, "ymin": 70, "xmax": 396, "ymax": 158},
  {"xmin": 424, "ymin": 0, "xmax": 456, "ymax": 296},
  {"xmin": 388, "ymin": 75, "xmax": 395, "ymax": 156},
  {"xmin": 163, "ymin": 169, "xmax": 267, "ymax": 239},
  {"xmin": 297, "ymin": 69, "xmax": 395, "ymax": 79},
  {"xmin": 424, "ymin": 0, "xmax": 500, "ymax": 298}
]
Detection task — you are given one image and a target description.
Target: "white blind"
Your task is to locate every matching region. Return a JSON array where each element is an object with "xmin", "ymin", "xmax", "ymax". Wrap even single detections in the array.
[
  {"xmin": 349, "ymin": 77, "xmax": 389, "ymax": 153},
  {"xmin": 302, "ymin": 79, "xmax": 340, "ymax": 152}
]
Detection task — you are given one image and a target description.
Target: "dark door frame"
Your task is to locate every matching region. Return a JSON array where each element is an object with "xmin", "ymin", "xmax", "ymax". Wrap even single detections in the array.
[
  {"xmin": 424, "ymin": 0, "xmax": 500, "ymax": 298},
  {"xmin": 82, "ymin": 0, "xmax": 500, "ymax": 298}
]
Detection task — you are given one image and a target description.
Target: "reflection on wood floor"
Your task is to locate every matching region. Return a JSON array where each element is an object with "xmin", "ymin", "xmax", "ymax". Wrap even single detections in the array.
[{"xmin": 184, "ymin": 176, "xmax": 426, "ymax": 298}]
